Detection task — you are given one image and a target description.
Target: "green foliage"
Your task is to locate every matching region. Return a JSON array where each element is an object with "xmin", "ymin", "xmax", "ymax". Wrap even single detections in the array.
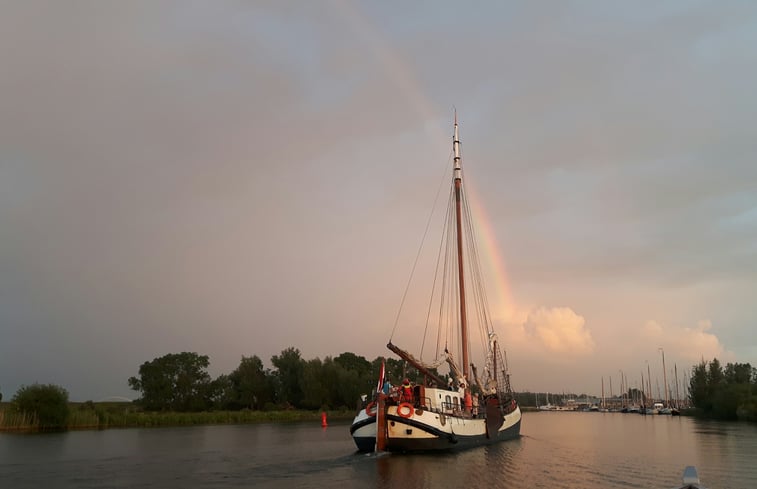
[
  {"xmin": 122, "ymin": 347, "xmax": 491, "ymax": 414},
  {"xmin": 379, "ymin": 357, "xmax": 430, "ymax": 386},
  {"xmin": 334, "ymin": 352, "xmax": 372, "ymax": 377},
  {"xmin": 271, "ymin": 347, "xmax": 305, "ymax": 407},
  {"xmin": 2, "ymin": 401, "xmax": 354, "ymax": 431},
  {"xmin": 224, "ymin": 355, "xmax": 274, "ymax": 410},
  {"xmin": 11, "ymin": 383, "xmax": 70, "ymax": 429},
  {"xmin": 689, "ymin": 360, "xmax": 710, "ymax": 411},
  {"xmin": 689, "ymin": 358, "xmax": 757, "ymax": 420},
  {"xmin": 210, "ymin": 374, "xmax": 234, "ymax": 409},
  {"xmin": 128, "ymin": 352, "xmax": 214, "ymax": 411},
  {"xmin": 725, "ymin": 362, "xmax": 756, "ymax": 385}
]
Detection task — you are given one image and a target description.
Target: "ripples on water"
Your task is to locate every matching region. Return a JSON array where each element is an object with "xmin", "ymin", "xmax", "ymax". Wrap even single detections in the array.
[{"xmin": 1, "ymin": 412, "xmax": 757, "ymax": 488}]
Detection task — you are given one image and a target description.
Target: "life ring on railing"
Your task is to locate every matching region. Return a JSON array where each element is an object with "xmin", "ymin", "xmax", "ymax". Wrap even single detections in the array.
[
  {"xmin": 365, "ymin": 401, "xmax": 377, "ymax": 417},
  {"xmin": 397, "ymin": 402, "xmax": 414, "ymax": 418}
]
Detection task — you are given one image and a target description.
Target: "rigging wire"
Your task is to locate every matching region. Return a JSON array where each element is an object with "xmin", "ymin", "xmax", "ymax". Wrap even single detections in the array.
[
  {"xmin": 420, "ymin": 182, "xmax": 453, "ymax": 360},
  {"xmin": 459, "ymin": 170, "xmax": 493, "ymax": 361},
  {"xmin": 388, "ymin": 148, "xmax": 455, "ymax": 342}
]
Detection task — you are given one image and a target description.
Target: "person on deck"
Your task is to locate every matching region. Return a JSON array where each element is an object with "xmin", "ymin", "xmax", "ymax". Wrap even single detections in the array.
[
  {"xmin": 401, "ymin": 378, "xmax": 413, "ymax": 403},
  {"xmin": 382, "ymin": 379, "xmax": 392, "ymax": 395},
  {"xmin": 464, "ymin": 388, "xmax": 473, "ymax": 415}
]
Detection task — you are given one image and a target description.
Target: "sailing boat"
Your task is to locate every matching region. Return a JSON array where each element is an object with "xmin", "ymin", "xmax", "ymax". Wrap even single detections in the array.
[
  {"xmin": 350, "ymin": 116, "xmax": 521, "ymax": 452},
  {"xmin": 538, "ymin": 392, "xmax": 556, "ymax": 411}
]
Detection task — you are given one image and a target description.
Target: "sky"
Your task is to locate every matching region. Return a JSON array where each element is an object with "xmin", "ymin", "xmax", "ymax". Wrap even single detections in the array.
[{"xmin": 1, "ymin": 1, "xmax": 756, "ymax": 402}]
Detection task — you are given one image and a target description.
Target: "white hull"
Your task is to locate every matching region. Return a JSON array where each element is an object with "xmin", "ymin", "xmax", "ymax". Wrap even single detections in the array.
[
  {"xmin": 384, "ymin": 404, "xmax": 521, "ymax": 451},
  {"xmin": 351, "ymin": 400, "xmax": 521, "ymax": 452},
  {"xmin": 349, "ymin": 408, "xmax": 377, "ymax": 452}
]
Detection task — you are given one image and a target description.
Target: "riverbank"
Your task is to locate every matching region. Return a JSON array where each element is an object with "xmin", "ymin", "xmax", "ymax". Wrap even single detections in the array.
[{"xmin": 0, "ymin": 402, "xmax": 355, "ymax": 433}]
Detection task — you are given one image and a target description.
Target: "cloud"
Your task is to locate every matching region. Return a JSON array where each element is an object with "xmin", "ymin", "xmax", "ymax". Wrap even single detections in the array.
[
  {"xmin": 523, "ymin": 306, "xmax": 595, "ymax": 355},
  {"xmin": 1, "ymin": 1, "xmax": 755, "ymax": 400},
  {"xmin": 641, "ymin": 319, "xmax": 728, "ymax": 363}
]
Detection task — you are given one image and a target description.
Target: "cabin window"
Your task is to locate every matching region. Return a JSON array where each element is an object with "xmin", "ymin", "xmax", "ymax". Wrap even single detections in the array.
[
  {"xmin": 445, "ymin": 395, "xmax": 451, "ymax": 408},
  {"xmin": 453, "ymin": 397, "xmax": 459, "ymax": 407}
]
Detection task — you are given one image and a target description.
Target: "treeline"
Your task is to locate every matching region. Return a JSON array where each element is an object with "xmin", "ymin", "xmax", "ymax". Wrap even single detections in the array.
[
  {"xmin": 128, "ymin": 348, "xmax": 425, "ymax": 412},
  {"xmin": 6, "ymin": 353, "xmax": 755, "ymax": 427},
  {"xmin": 689, "ymin": 358, "xmax": 757, "ymax": 421}
]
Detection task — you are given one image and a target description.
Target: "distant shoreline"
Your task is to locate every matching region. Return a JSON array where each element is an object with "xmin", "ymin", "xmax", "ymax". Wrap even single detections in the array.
[{"xmin": 0, "ymin": 402, "xmax": 355, "ymax": 433}]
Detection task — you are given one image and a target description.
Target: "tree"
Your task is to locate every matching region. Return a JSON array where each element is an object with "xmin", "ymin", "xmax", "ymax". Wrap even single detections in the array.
[
  {"xmin": 210, "ymin": 374, "xmax": 235, "ymax": 410},
  {"xmin": 226, "ymin": 355, "xmax": 273, "ymax": 410},
  {"xmin": 708, "ymin": 358, "xmax": 724, "ymax": 389},
  {"xmin": 334, "ymin": 352, "xmax": 371, "ymax": 377},
  {"xmin": 724, "ymin": 362, "xmax": 754, "ymax": 385},
  {"xmin": 689, "ymin": 358, "xmax": 757, "ymax": 420},
  {"xmin": 689, "ymin": 360, "xmax": 709, "ymax": 411},
  {"xmin": 271, "ymin": 347, "xmax": 305, "ymax": 407},
  {"xmin": 301, "ymin": 357, "xmax": 327, "ymax": 410},
  {"xmin": 12, "ymin": 383, "xmax": 70, "ymax": 429},
  {"xmin": 128, "ymin": 352, "xmax": 213, "ymax": 411}
]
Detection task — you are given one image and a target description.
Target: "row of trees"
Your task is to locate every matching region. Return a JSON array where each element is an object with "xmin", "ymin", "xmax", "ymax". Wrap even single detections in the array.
[
  {"xmin": 128, "ymin": 349, "xmax": 425, "ymax": 412},
  {"xmin": 689, "ymin": 358, "xmax": 757, "ymax": 420},
  {"xmin": 128, "ymin": 352, "xmax": 757, "ymax": 418},
  {"xmin": 5, "ymin": 353, "xmax": 754, "ymax": 422}
]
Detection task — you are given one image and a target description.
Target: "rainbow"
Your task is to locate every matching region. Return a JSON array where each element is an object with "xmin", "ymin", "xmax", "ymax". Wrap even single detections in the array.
[
  {"xmin": 465, "ymin": 179, "xmax": 518, "ymax": 323},
  {"xmin": 331, "ymin": 1, "xmax": 520, "ymax": 323}
]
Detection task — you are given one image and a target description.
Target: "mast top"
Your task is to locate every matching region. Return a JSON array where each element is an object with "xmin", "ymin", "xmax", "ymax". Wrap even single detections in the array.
[{"xmin": 453, "ymin": 112, "xmax": 461, "ymax": 178}]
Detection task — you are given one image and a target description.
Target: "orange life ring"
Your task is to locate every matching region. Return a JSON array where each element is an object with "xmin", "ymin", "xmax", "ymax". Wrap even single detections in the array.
[
  {"xmin": 365, "ymin": 401, "xmax": 377, "ymax": 417},
  {"xmin": 397, "ymin": 402, "xmax": 414, "ymax": 418}
]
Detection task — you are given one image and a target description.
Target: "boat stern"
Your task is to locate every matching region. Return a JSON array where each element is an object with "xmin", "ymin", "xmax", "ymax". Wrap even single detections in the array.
[{"xmin": 350, "ymin": 408, "xmax": 377, "ymax": 452}]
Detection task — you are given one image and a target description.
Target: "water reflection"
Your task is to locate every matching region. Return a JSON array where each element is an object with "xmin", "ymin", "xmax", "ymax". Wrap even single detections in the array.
[{"xmin": 2, "ymin": 414, "xmax": 757, "ymax": 488}]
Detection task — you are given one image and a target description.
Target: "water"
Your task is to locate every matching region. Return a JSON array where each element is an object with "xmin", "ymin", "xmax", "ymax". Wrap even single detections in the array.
[{"xmin": 1, "ymin": 412, "xmax": 756, "ymax": 488}]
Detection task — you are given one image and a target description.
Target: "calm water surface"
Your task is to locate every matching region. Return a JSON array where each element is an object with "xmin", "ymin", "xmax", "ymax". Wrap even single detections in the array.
[{"xmin": 2, "ymin": 412, "xmax": 756, "ymax": 488}]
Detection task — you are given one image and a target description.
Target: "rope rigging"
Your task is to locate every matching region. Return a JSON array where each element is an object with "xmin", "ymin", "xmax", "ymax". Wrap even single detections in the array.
[{"xmin": 386, "ymin": 123, "xmax": 514, "ymax": 398}]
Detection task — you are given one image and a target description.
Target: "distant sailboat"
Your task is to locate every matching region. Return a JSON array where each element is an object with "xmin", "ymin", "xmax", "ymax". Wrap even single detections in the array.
[
  {"xmin": 538, "ymin": 392, "xmax": 556, "ymax": 411},
  {"xmin": 658, "ymin": 348, "xmax": 672, "ymax": 415}
]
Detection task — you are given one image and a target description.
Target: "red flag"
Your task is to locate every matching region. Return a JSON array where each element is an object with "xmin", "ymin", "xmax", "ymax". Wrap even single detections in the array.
[{"xmin": 376, "ymin": 359, "xmax": 385, "ymax": 394}]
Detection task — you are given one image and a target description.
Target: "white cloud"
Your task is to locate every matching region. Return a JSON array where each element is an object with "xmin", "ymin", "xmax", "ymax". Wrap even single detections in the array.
[
  {"xmin": 641, "ymin": 319, "xmax": 728, "ymax": 363},
  {"xmin": 523, "ymin": 306, "xmax": 595, "ymax": 355}
]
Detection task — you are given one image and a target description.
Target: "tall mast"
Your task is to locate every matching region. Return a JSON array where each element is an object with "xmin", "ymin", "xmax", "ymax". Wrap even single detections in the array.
[
  {"xmin": 640, "ymin": 371, "xmax": 644, "ymax": 405},
  {"xmin": 452, "ymin": 112, "xmax": 470, "ymax": 382},
  {"xmin": 660, "ymin": 348, "xmax": 669, "ymax": 407},
  {"xmin": 674, "ymin": 364, "xmax": 680, "ymax": 409}
]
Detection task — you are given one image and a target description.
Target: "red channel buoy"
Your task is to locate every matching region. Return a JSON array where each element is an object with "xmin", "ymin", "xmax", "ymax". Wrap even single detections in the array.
[{"xmin": 321, "ymin": 412, "xmax": 328, "ymax": 427}]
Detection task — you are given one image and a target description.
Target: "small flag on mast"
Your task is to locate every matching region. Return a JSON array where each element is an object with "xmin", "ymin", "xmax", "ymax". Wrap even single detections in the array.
[{"xmin": 376, "ymin": 359, "xmax": 385, "ymax": 394}]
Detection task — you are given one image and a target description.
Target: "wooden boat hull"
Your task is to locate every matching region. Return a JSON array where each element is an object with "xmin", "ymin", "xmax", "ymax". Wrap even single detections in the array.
[
  {"xmin": 350, "ymin": 408, "xmax": 377, "ymax": 452},
  {"xmin": 351, "ymin": 404, "xmax": 521, "ymax": 452}
]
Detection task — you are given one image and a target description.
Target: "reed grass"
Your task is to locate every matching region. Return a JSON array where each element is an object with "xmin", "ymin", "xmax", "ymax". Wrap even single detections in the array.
[
  {"xmin": 0, "ymin": 402, "xmax": 353, "ymax": 433},
  {"xmin": 0, "ymin": 408, "xmax": 39, "ymax": 432}
]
